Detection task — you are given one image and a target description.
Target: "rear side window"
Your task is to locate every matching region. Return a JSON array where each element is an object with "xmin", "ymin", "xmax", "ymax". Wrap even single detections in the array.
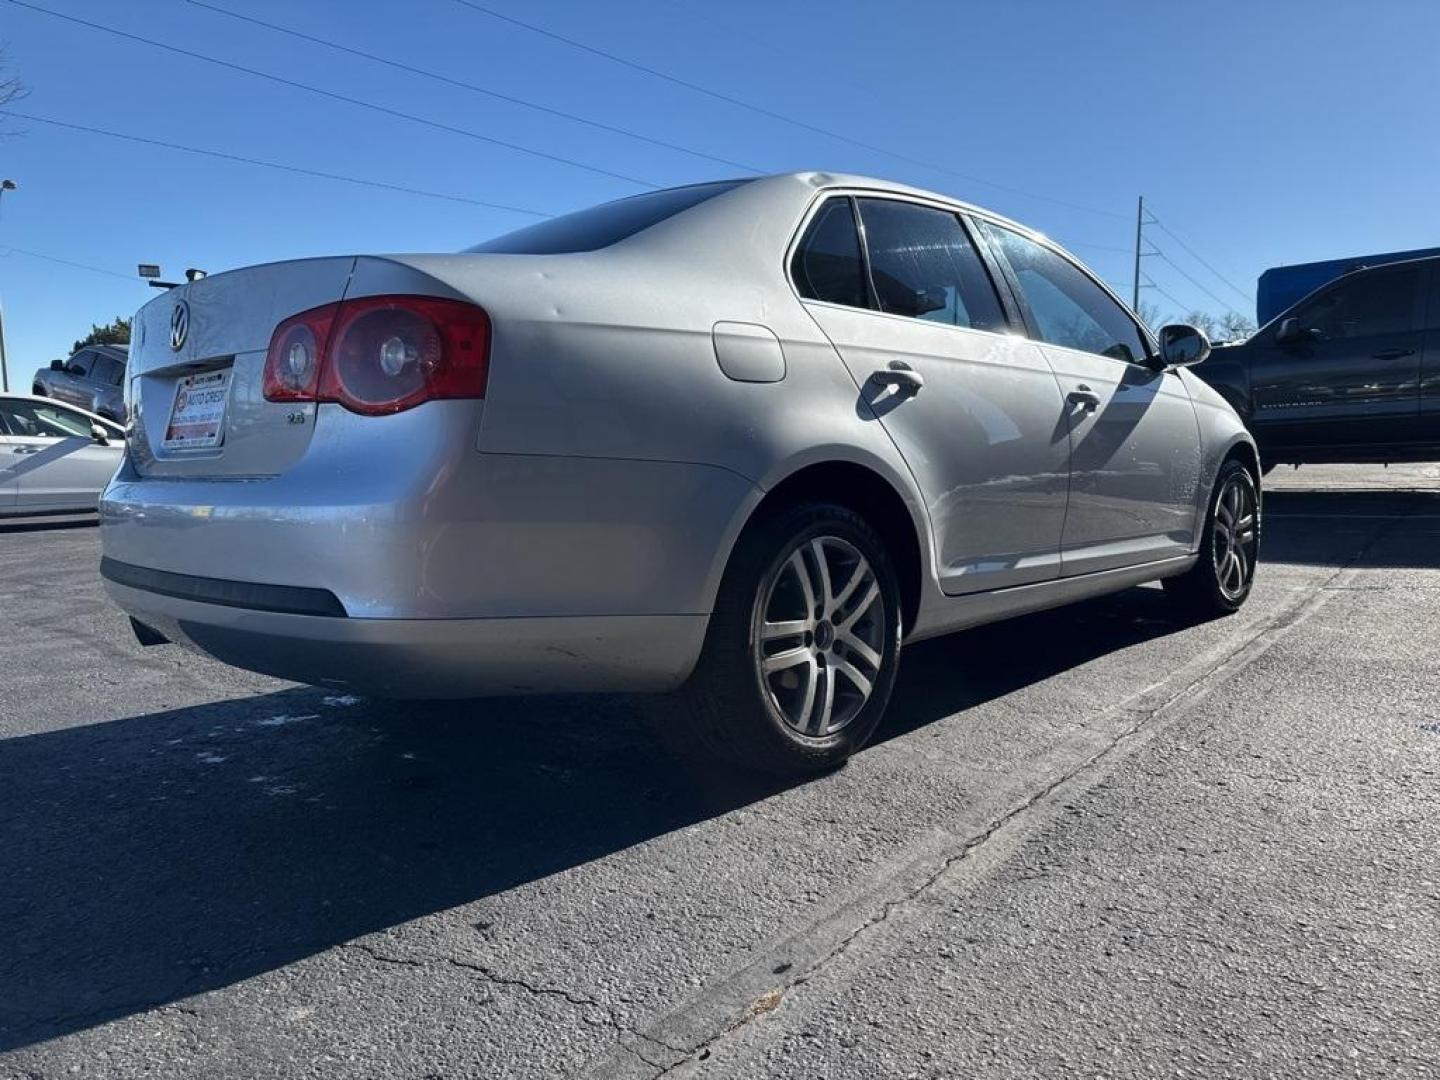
[
  {"xmin": 91, "ymin": 355, "xmax": 122, "ymax": 386},
  {"xmin": 1291, "ymin": 267, "xmax": 1420, "ymax": 340},
  {"xmin": 981, "ymin": 221, "xmax": 1149, "ymax": 364},
  {"xmin": 857, "ymin": 199, "xmax": 1006, "ymax": 331},
  {"xmin": 791, "ymin": 198, "xmax": 870, "ymax": 309},
  {"xmin": 467, "ymin": 180, "xmax": 748, "ymax": 255}
]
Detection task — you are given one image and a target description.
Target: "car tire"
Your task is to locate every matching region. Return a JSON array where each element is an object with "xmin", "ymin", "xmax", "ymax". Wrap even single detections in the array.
[
  {"xmin": 1163, "ymin": 458, "xmax": 1260, "ymax": 617},
  {"xmin": 31, "ymin": 385, "xmax": 44, "ymax": 397},
  {"xmin": 665, "ymin": 501, "xmax": 903, "ymax": 776}
]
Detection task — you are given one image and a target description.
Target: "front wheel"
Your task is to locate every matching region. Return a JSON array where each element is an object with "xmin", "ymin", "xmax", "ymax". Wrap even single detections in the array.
[
  {"xmin": 1164, "ymin": 459, "xmax": 1260, "ymax": 617},
  {"xmin": 666, "ymin": 501, "xmax": 903, "ymax": 775}
]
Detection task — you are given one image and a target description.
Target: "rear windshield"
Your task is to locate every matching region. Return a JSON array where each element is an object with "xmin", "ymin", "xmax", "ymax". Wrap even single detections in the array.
[{"xmin": 467, "ymin": 180, "xmax": 749, "ymax": 255}]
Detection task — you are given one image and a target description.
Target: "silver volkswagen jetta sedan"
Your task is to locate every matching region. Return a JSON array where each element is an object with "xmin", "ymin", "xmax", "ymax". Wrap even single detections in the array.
[{"xmin": 100, "ymin": 172, "xmax": 1260, "ymax": 774}]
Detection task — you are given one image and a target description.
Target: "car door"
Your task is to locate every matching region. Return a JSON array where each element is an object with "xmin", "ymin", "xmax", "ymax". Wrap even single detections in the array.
[
  {"xmin": 48, "ymin": 350, "xmax": 94, "ymax": 408},
  {"xmin": 0, "ymin": 409, "xmax": 17, "ymax": 513},
  {"xmin": 1245, "ymin": 263, "xmax": 1425, "ymax": 454},
  {"xmin": 793, "ymin": 194, "xmax": 1070, "ymax": 595},
  {"xmin": 976, "ymin": 220, "xmax": 1202, "ymax": 577},
  {"xmin": 1411, "ymin": 263, "xmax": 1440, "ymax": 442},
  {"xmin": 87, "ymin": 353, "xmax": 123, "ymax": 417},
  {"xmin": 0, "ymin": 398, "xmax": 123, "ymax": 511}
]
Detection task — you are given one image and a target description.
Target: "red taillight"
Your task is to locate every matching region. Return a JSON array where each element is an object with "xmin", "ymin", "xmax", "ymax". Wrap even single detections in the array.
[
  {"xmin": 262, "ymin": 305, "xmax": 334, "ymax": 402},
  {"xmin": 263, "ymin": 295, "xmax": 490, "ymax": 415}
]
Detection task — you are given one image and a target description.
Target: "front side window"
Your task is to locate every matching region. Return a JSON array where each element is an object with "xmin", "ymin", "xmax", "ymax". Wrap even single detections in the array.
[
  {"xmin": 982, "ymin": 221, "xmax": 1149, "ymax": 364},
  {"xmin": 0, "ymin": 400, "xmax": 93, "ymax": 438},
  {"xmin": 857, "ymin": 199, "xmax": 1006, "ymax": 331},
  {"xmin": 1289, "ymin": 268, "xmax": 1419, "ymax": 340},
  {"xmin": 791, "ymin": 198, "xmax": 870, "ymax": 309},
  {"xmin": 66, "ymin": 351, "xmax": 94, "ymax": 377}
]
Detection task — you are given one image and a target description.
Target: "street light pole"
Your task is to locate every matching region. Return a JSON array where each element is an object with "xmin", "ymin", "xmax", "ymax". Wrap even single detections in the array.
[{"xmin": 0, "ymin": 179, "xmax": 15, "ymax": 393}]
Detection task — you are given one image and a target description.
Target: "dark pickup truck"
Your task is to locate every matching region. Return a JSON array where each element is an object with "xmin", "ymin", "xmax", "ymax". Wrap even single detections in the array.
[{"xmin": 1195, "ymin": 255, "xmax": 1440, "ymax": 468}]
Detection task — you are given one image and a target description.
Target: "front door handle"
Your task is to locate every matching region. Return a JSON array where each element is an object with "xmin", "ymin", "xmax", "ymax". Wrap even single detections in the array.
[
  {"xmin": 1371, "ymin": 348, "xmax": 1416, "ymax": 361},
  {"xmin": 1066, "ymin": 385, "xmax": 1101, "ymax": 412},
  {"xmin": 871, "ymin": 362, "xmax": 925, "ymax": 396}
]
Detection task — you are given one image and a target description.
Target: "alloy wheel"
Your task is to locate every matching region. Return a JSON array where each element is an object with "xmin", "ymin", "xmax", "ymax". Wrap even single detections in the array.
[
  {"xmin": 753, "ymin": 535, "xmax": 887, "ymax": 737},
  {"xmin": 1212, "ymin": 473, "xmax": 1258, "ymax": 601}
]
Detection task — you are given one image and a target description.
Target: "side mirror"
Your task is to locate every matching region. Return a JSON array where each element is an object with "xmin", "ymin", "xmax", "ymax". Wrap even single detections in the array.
[
  {"xmin": 90, "ymin": 423, "xmax": 110, "ymax": 445},
  {"xmin": 1275, "ymin": 316, "xmax": 1322, "ymax": 346},
  {"xmin": 1157, "ymin": 323, "xmax": 1211, "ymax": 369},
  {"xmin": 49, "ymin": 358, "xmax": 66, "ymax": 371}
]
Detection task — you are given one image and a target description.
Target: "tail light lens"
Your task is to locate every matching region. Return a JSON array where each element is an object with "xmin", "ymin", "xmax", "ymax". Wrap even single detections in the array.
[
  {"xmin": 263, "ymin": 295, "xmax": 490, "ymax": 415},
  {"xmin": 262, "ymin": 306, "xmax": 334, "ymax": 402}
]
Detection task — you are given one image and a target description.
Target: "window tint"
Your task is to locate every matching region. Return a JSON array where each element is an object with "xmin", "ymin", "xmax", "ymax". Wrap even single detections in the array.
[
  {"xmin": 467, "ymin": 180, "xmax": 749, "ymax": 255},
  {"xmin": 66, "ymin": 352, "xmax": 94, "ymax": 377},
  {"xmin": 792, "ymin": 198, "xmax": 870, "ymax": 309},
  {"xmin": 857, "ymin": 199, "xmax": 1005, "ymax": 331},
  {"xmin": 0, "ymin": 400, "xmax": 92, "ymax": 438},
  {"xmin": 91, "ymin": 355, "xmax": 123, "ymax": 386},
  {"xmin": 1291, "ymin": 268, "xmax": 1419, "ymax": 340},
  {"xmin": 982, "ymin": 222, "xmax": 1149, "ymax": 364}
]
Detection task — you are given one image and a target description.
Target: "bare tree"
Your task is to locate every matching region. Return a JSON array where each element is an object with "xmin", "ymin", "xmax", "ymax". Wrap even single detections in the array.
[
  {"xmin": 1218, "ymin": 311, "xmax": 1257, "ymax": 343},
  {"xmin": 1135, "ymin": 300, "xmax": 1166, "ymax": 333},
  {"xmin": 0, "ymin": 48, "xmax": 25, "ymax": 116},
  {"xmin": 1183, "ymin": 309, "xmax": 1220, "ymax": 339}
]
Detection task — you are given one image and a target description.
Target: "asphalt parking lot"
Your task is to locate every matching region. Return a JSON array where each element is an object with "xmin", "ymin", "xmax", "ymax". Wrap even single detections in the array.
[{"xmin": 2, "ymin": 463, "xmax": 1438, "ymax": 1079}]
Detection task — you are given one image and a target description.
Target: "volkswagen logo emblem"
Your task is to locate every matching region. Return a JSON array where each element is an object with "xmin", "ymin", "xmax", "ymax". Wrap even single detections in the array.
[{"xmin": 170, "ymin": 300, "xmax": 190, "ymax": 351}]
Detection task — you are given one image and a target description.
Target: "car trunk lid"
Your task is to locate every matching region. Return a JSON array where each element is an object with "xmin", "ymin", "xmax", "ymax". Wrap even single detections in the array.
[{"xmin": 126, "ymin": 257, "xmax": 356, "ymax": 478}]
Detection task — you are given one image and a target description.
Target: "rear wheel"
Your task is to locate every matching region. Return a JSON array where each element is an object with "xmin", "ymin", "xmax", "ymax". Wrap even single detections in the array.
[
  {"xmin": 1164, "ymin": 459, "xmax": 1260, "ymax": 617},
  {"xmin": 667, "ymin": 501, "xmax": 902, "ymax": 775}
]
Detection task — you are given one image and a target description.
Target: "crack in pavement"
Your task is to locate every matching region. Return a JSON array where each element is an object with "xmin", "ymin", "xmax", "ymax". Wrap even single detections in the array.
[
  {"xmin": 343, "ymin": 942, "xmax": 686, "ymax": 1069},
  {"xmin": 627, "ymin": 510, "xmax": 1412, "ymax": 1079}
]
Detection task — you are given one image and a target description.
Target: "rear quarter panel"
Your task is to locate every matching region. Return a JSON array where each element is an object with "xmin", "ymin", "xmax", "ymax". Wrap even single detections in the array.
[{"xmin": 385, "ymin": 177, "xmax": 937, "ymax": 614}]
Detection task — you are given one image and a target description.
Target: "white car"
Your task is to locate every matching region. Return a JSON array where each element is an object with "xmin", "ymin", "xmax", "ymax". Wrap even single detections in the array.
[{"xmin": 0, "ymin": 394, "xmax": 126, "ymax": 516}]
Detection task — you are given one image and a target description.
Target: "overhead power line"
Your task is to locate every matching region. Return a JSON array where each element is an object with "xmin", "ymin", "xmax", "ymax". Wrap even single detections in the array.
[
  {"xmin": 181, "ymin": 0, "xmax": 763, "ymax": 175},
  {"xmin": 0, "ymin": 244, "xmax": 145, "ymax": 283},
  {"xmin": 450, "ymin": 0, "xmax": 1129, "ymax": 221},
  {"xmin": 1148, "ymin": 215, "xmax": 1251, "ymax": 303},
  {"xmin": 1149, "ymin": 283, "xmax": 1191, "ymax": 315},
  {"xmin": 1153, "ymin": 251, "xmax": 1244, "ymax": 317},
  {"xmin": 1, "ymin": 110, "xmax": 551, "ymax": 217},
  {"xmin": 6, "ymin": 0, "xmax": 657, "ymax": 188}
]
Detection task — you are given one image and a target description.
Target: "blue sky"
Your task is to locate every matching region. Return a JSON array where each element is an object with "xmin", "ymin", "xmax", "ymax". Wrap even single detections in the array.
[{"xmin": 1, "ymin": 0, "xmax": 1437, "ymax": 386}]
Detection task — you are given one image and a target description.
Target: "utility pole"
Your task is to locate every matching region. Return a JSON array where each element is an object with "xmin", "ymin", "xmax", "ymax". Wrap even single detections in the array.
[
  {"xmin": 1131, "ymin": 194, "xmax": 1144, "ymax": 312},
  {"xmin": 0, "ymin": 179, "xmax": 15, "ymax": 393}
]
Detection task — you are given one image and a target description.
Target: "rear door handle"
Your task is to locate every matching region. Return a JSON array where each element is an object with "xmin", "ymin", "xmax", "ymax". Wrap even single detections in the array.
[
  {"xmin": 1066, "ymin": 385, "xmax": 1101, "ymax": 412},
  {"xmin": 1371, "ymin": 348, "xmax": 1416, "ymax": 360},
  {"xmin": 871, "ymin": 362, "xmax": 924, "ymax": 396}
]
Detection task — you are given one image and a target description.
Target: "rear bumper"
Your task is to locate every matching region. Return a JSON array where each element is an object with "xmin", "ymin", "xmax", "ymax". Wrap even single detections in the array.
[
  {"xmin": 104, "ymin": 576, "xmax": 709, "ymax": 696},
  {"xmin": 100, "ymin": 435, "xmax": 760, "ymax": 620}
]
